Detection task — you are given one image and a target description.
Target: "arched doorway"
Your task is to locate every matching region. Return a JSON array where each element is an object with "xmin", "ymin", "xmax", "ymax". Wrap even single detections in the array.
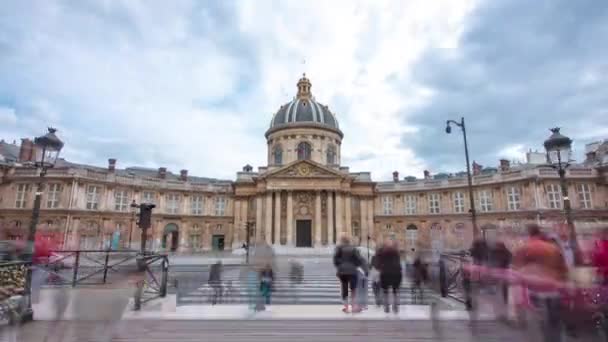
[
  {"xmin": 162, "ymin": 223, "xmax": 179, "ymax": 252},
  {"xmin": 430, "ymin": 222, "xmax": 443, "ymax": 261},
  {"xmin": 405, "ymin": 224, "xmax": 418, "ymax": 253}
]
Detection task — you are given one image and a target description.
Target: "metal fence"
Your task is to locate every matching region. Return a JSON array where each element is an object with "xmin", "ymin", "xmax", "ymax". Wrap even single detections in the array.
[{"xmin": 437, "ymin": 251, "xmax": 472, "ymax": 307}]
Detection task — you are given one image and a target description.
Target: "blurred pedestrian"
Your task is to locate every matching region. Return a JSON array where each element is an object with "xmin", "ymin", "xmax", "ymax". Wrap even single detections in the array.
[
  {"xmin": 514, "ymin": 224, "xmax": 568, "ymax": 342},
  {"xmin": 488, "ymin": 240, "xmax": 512, "ymax": 320},
  {"xmin": 258, "ymin": 263, "xmax": 274, "ymax": 310},
  {"xmin": 370, "ymin": 255, "xmax": 382, "ymax": 307},
  {"xmin": 592, "ymin": 228, "xmax": 608, "ymax": 285},
  {"xmin": 356, "ymin": 262, "xmax": 369, "ymax": 310},
  {"xmin": 412, "ymin": 253, "xmax": 428, "ymax": 302},
  {"xmin": 289, "ymin": 259, "xmax": 303, "ymax": 303},
  {"xmin": 375, "ymin": 239, "xmax": 403, "ymax": 314},
  {"xmin": 208, "ymin": 261, "xmax": 223, "ymax": 305},
  {"xmin": 333, "ymin": 235, "xmax": 364, "ymax": 313}
]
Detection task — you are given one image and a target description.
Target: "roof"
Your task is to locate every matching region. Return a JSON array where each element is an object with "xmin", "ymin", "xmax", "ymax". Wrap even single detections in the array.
[
  {"xmin": 0, "ymin": 141, "xmax": 19, "ymax": 162},
  {"xmin": 269, "ymin": 75, "xmax": 340, "ymax": 131},
  {"xmin": 54, "ymin": 159, "xmax": 231, "ymax": 184}
]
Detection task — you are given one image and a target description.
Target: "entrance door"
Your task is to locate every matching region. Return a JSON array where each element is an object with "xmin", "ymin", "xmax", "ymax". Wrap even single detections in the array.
[
  {"xmin": 212, "ymin": 235, "xmax": 225, "ymax": 251},
  {"xmin": 296, "ymin": 220, "xmax": 312, "ymax": 247}
]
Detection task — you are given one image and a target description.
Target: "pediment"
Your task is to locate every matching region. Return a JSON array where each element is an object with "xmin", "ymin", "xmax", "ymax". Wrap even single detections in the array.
[{"xmin": 264, "ymin": 160, "xmax": 344, "ymax": 179}]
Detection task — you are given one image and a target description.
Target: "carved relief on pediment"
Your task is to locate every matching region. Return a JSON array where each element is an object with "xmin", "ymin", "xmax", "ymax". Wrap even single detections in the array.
[{"xmin": 272, "ymin": 162, "xmax": 337, "ymax": 178}]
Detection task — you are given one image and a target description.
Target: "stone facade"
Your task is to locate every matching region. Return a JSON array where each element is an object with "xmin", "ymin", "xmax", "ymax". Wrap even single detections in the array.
[{"xmin": 1, "ymin": 76, "xmax": 608, "ymax": 255}]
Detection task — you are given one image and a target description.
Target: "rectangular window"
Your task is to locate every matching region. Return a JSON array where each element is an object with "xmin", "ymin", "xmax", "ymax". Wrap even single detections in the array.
[
  {"xmin": 507, "ymin": 186, "xmax": 521, "ymax": 211},
  {"xmin": 142, "ymin": 191, "xmax": 155, "ymax": 205},
  {"xmin": 47, "ymin": 183, "xmax": 62, "ymax": 209},
  {"xmin": 189, "ymin": 234, "xmax": 201, "ymax": 250},
  {"xmin": 215, "ymin": 196, "xmax": 226, "ymax": 216},
  {"xmin": 15, "ymin": 184, "xmax": 28, "ymax": 208},
  {"xmin": 576, "ymin": 183, "xmax": 592, "ymax": 209},
  {"xmin": 86, "ymin": 185, "xmax": 100, "ymax": 210},
  {"xmin": 404, "ymin": 195, "xmax": 417, "ymax": 215},
  {"xmin": 191, "ymin": 195, "xmax": 204, "ymax": 215},
  {"xmin": 114, "ymin": 189, "xmax": 129, "ymax": 211},
  {"xmin": 478, "ymin": 190, "xmax": 493, "ymax": 212},
  {"xmin": 453, "ymin": 192, "xmax": 465, "ymax": 213},
  {"xmin": 429, "ymin": 193, "xmax": 440, "ymax": 214},
  {"xmin": 382, "ymin": 196, "xmax": 393, "ymax": 215},
  {"xmin": 167, "ymin": 194, "xmax": 180, "ymax": 214},
  {"xmin": 546, "ymin": 184, "xmax": 562, "ymax": 209}
]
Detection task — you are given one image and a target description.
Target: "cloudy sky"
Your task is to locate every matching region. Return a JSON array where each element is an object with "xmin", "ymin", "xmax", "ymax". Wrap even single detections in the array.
[{"xmin": 0, "ymin": 0, "xmax": 606, "ymax": 180}]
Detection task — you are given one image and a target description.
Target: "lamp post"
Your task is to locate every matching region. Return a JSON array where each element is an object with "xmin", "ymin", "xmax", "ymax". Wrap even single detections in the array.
[
  {"xmin": 24, "ymin": 127, "xmax": 64, "ymax": 321},
  {"xmin": 446, "ymin": 117, "xmax": 479, "ymax": 239},
  {"xmin": 26, "ymin": 128, "xmax": 64, "ymax": 257},
  {"xmin": 543, "ymin": 127, "xmax": 580, "ymax": 263},
  {"xmin": 129, "ymin": 200, "xmax": 138, "ymax": 249},
  {"xmin": 366, "ymin": 235, "xmax": 371, "ymax": 265}
]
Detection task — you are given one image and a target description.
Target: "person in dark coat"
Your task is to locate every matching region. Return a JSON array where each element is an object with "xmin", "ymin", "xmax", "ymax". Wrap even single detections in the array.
[
  {"xmin": 333, "ymin": 235, "xmax": 363, "ymax": 313},
  {"xmin": 375, "ymin": 239, "xmax": 403, "ymax": 314}
]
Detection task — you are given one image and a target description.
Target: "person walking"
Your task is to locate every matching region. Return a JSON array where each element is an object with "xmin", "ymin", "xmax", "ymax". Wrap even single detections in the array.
[
  {"xmin": 375, "ymin": 239, "xmax": 403, "ymax": 314},
  {"xmin": 333, "ymin": 235, "xmax": 364, "ymax": 313},
  {"xmin": 259, "ymin": 263, "xmax": 274, "ymax": 308},
  {"xmin": 208, "ymin": 261, "xmax": 223, "ymax": 305},
  {"xmin": 289, "ymin": 259, "xmax": 303, "ymax": 303},
  {"xmin": 370, "ymin": 255, "xmax": 382, "ymax": 307},
  {"xmin": 514, "ymin": 224, "xmax": 568, "ymax": 342},
  {"xmin": 356, "ymin": 263, "xmax": 369, "ymax": 310}
]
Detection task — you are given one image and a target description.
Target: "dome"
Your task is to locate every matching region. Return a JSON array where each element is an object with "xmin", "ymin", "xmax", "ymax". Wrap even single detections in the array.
[{"xmin": 269, "ymin": 74, "xmax": 340, "ymax": 131}]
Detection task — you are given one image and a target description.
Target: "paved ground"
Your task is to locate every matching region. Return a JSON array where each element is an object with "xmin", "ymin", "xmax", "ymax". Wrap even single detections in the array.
[{"xmin": 2, "ymin": 319, "xmax": 570, "ymax": 342}]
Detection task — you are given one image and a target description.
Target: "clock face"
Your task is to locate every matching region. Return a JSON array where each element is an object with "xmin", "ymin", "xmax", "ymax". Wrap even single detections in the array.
[{"xmin": 297, "ymin": 164, "xmax": 311, "ymax": 176}]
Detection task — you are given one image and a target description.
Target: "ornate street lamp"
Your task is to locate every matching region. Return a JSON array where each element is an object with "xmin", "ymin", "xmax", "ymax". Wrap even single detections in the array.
[
  {"xmin": 446, "ymin": 117, "xmax": 479, "ymax": 239},
  {"xmin": 26, "ymin": 128, "xmax": 64, "ymax": 254},
  {"xmin": 543, "ymin": 127, "xmax": 580, "ymax": 263},
  {"xmin": 23, "ymin": 127, "xmax": 63, "ymax": 321}
]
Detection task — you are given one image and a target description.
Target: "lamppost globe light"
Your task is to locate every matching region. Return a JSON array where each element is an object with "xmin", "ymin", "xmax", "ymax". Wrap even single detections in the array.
[
  {"xmin": 445, "ymin": 124, "xmax": 452, "ymax": 134},
  {"xmin": 33, "ymin": 127, "xmax": 64, "ymax": 167},
  {"xmin": 543, "ymin": 127, "xmax": 572, "ymax": 166}
]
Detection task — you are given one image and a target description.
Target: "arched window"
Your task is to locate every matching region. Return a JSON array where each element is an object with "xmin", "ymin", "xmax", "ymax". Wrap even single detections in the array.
[
  {"xmin": 326, "ymin": 145, "xmax": 336, "ymax": 165},
  {"xmin": 297, "ymin": 142, "xmax": 312, "ymax": 160},
  {"xmin": 406, "ymin": 224, "xmax": 418, "ymax": 252},
  {"xmin": 273, "ymin": 145, "xmax": 283, "ymax": 165}
]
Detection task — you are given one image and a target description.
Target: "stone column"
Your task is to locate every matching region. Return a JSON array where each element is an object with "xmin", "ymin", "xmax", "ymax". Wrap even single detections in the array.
[
  {"xmin": 286, "ymin": 191, "xmax": 294, "ymax": 246},
  {"xmin": 367, "ymin": 199, "xmax": 374, "ymax": 246},
  {"xmin": 241, "ymin": 199, "xmax": 249, "ymax": 246},
  {"xmin": 335, "ymin": 192, "xmax": 344, "ymax": 238},
  {"xmin": 315, "ymin": 191, "xmax": 322, "ymax": 247},
  {"xmin": 265, "ymin": 192, "xmax": 273, "ymax": 244},
  {"xmin": 327, "ymin": 192, "xmax": 334, "ymax": 245},
  {"xmin": 256, "ymin": 196, "xmax": 263, "ymax": 242},
  {"xmin": 274, "ymin": 192, "xmax": 281, "ymax": 245},
  {"xmin": 344, "ymin": 194, "xmax": 352, "ymax": 238},
  {"xmin": 232, "ymin": 200, "xmax": 242, "ymax": 249},
  {"xmin": 71, "ymin": 218, "xmax": 80, "ymax": 249},
  {"xmin": 360, "ymin": 198, "xmax": 367, "ymax": 241}
]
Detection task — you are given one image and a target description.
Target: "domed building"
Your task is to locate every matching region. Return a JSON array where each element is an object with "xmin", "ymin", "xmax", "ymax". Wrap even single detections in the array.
[
  {"xmin": 233, "ymin": 74, "xmax": 375, "ymax": 250},
  {"xmin": 1, "ymin": 75, "xmax": 607, "ymax": 257}
]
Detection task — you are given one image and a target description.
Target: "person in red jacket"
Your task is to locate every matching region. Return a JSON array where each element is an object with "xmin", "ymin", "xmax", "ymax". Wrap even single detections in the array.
[{"xmin": 592, "ymin": 228, "xmax": 608, "ymax": 285}]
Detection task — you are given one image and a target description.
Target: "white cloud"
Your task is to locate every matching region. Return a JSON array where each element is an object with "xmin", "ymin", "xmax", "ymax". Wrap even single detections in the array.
[
  {"xmin": 0, "ymin": 0, "xmax": 477, "ymax": 180},
  {"xmin": 0, "ymin": 106, "xmax": 17, "ymax": 126}
]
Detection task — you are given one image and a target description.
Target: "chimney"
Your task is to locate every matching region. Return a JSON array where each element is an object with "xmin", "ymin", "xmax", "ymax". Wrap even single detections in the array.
[
  {"xmin": 180, "ymin": 169, "xmax": 188, "ymax": 181},
  {"xmin": 158, "ymin": 167, "xmax": 167, "ymax": 179},
  {"xmin": 392, "ymin": 171, "xmax": 399, "ymax": 182},
  {"xmin": 108, "ymin": 158, "xmax": 117, "ymax": 172},
  {"xmin": 18, "ymin": 138, "xmax": 34, "ymax": 162},
  {"xmin": 499, "ymin": 159, "xmax": 510, "ymax": 172},
  {"xmin": 423, "ymin": 170, "xmax": 431, "ymax": 180},
  {"xmin": 472, "ymin": 161, "xmax": 482, "ymax": 176}
]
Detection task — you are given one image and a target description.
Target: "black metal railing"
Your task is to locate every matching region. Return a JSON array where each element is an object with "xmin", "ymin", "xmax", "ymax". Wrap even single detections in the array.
[
  {"xmin": 0, "ymin": 261, "xmax": 31, "ymax": 323},
  {"xmin": 438, "ymin": 251, "xmax": 471, "ymax": 307},
  {"xmin": 35, "ymin": 249, "xmax": 169, "ymax": 311},
  {"xmin": 133, "ymin": 252, "xmax": 169, "ymax": 310}
]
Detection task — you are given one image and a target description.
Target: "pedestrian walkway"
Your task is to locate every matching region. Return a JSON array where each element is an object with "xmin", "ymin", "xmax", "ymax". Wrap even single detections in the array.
[{"xmin": 7, "ymin": 319, "xmax": 558, "ymax": 342}]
